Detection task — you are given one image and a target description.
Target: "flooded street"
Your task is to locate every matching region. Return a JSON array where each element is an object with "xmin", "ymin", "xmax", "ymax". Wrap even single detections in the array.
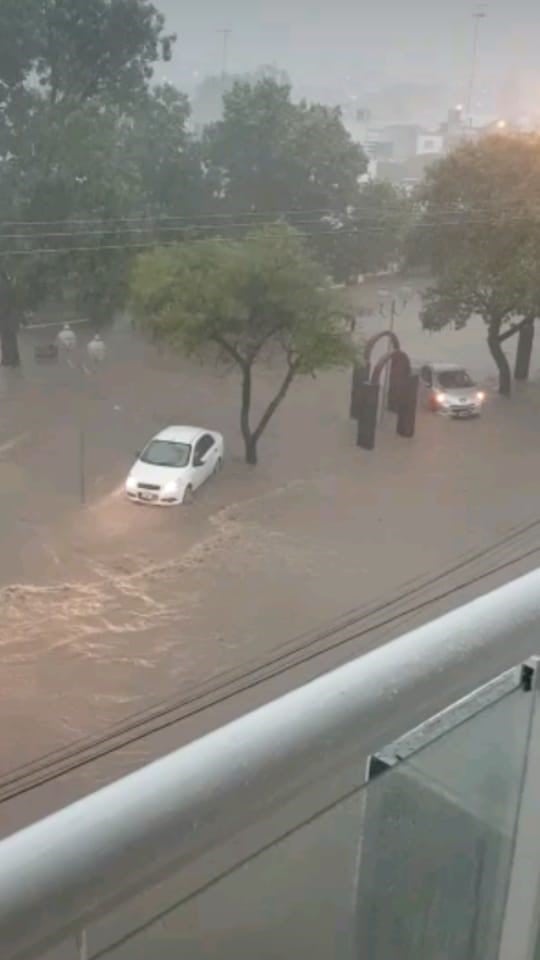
[{"xmin": 2, "ymin": 308, "xmax": 540, "ymax": 834}]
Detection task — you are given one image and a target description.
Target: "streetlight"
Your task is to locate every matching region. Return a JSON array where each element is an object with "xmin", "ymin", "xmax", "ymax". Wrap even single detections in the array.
[
  {"xmin": 378, "ymin": 285, "xmax": 412, "ymax": 321},
  {"xmin": 217, "ymin": 27, "xmax": 231, "ymax": 80},
  {"xmin": 466, "ymin": 4, "xmax": 487, "ymax": 121},
  {"xmin": 62, "ymin": 335, "xmax": 107, "ymax": 504}
]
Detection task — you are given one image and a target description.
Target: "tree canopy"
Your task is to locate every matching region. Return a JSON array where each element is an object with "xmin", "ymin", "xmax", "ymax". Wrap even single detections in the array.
[
  {"xmin": 198, "ymin": 77, "xmax": 410, "ymax": 285},
  {"xmin": 0, "ymin": 0, "xmax": 177, "ymax": 363},
  {"xmin": 414, "ymin": 134, "xmax": 540, "ymax": 394},
  {"xmin": 0, "ymin": 3, "xmax": 407, "ymax": 373},
  {"xmin": 131, "ymin": 225, "xmax": 354, "ymax": 464},
  {"xmin": 190, "ymin": 65, "xmax": 290, "ymax": 129},
  {"xmin": 319, "ymin": 180, "xmax": 414, "ymax": 284},
  {"xmin": 202, "ymin": 78, "xmax": 367, "ymax": 215},
  {"xmin": 0, "ymin": 0, "xmax": 175, "ymax": 107}
]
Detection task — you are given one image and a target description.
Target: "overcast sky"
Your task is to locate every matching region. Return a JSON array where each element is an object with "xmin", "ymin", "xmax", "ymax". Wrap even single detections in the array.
[{"xmin": 156, "ymin": 1, "xmax": 538, "ymax": 112}]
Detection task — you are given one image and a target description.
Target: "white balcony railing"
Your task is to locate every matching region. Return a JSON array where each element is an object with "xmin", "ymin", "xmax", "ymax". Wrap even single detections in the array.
[{"xmin": 2, "ymin": 569, "xmax": 540, "ymax": 960}]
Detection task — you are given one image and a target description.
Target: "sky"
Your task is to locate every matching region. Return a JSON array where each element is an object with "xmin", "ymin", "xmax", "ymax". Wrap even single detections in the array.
[{"xmin": 155, "ymin": 0, "xmax": 539, "ymax": 113}]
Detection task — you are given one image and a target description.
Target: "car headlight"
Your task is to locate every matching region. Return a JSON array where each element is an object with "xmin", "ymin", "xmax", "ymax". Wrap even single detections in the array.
[
  {"xmin": 476, "ymin": 391, "xmax": 485, "ymax": 402},
  {"xmin": 436, "ymin": 392, "xmax": 449, "ymax": 405},
  {"xmin": 162, "ymin": 479, "xmax": 179, "ymax": 496},
  {"xmin": 125, "ymin": 475, "xmax": 138, "ymax": 493}
]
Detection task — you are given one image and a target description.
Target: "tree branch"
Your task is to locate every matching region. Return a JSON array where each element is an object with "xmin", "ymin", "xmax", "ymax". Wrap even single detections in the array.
[
  {"xmin": 498, "ymin": 316, "xmax": 534, "ymax": 344},
  {"xmin": 211, "ymin": 333, "xmax": 246, "ymax": 368},
  {"xmin": 252, "ymin": 360, "xmax": 298, "ymax": 442},
  {"xmin": 246, "ymin": 322, "xmax": 287, "ymax": 362}
]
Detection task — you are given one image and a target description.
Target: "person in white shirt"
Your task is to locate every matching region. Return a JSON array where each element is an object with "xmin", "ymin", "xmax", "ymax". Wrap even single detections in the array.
[
  {"xmin": 87, "ymin": 334, "xmax": 105, "ymax": 364},
  {"xmin": 57, "ymin": 323, "xmax": 76, "ymax": 351}
]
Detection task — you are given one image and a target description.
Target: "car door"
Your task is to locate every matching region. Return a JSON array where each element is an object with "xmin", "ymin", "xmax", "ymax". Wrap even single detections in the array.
[{"xmin": 192, "ymin": 434, "xmax": 215, "ymax": 488}]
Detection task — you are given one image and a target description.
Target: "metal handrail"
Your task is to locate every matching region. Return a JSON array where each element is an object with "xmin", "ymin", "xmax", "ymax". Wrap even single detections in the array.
[{"xmin": 2, "ymin": 568, "xmax": 540, "ymax": 959}]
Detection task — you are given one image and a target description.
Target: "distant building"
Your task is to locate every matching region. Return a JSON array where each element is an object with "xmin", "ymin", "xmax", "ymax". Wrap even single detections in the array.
[
  {"xmin": 343, "ymin": 96, "xmax": 526, "ymax": 188},
  {"xmin": 379, "ymin": 124, "xmax": 422, "ymax": 162},
  {"xmin": 416, "ymin": 132, "xmax": 444, "ymax": 156}
]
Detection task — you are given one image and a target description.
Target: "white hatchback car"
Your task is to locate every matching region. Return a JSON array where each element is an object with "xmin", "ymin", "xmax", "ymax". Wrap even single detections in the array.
[
  {"xmin": 125, "ymin": 426, "xmax": 224, "ymax": 505},
  {"xmin": 419, "ymin": 362, "xmax": 485, "ymax": 418}
]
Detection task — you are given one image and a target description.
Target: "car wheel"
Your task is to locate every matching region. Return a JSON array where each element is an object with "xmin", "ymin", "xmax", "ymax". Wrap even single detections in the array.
[{"xmin": 183, "ymin": 485, "xmax": 194, "ymax": 505}]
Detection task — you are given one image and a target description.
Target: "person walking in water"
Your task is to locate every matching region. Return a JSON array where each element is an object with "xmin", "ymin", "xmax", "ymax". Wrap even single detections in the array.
[
  {"xmin": 87, "ymin": 333, "xmax": 105, "ymax": 364},
  {"xmin": 57, "ymin": 322, "xmax": 76, "ymax": 351}
]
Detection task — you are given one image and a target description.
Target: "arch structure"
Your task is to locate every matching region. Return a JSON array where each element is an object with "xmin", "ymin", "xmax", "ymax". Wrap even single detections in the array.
[
  {"xmin": 364, "ymin": 330, "xmax": 400, "ymax": 370},
  {"xmin": 365, "ymin": 330, "xmax": 412, "ymax": 415}
]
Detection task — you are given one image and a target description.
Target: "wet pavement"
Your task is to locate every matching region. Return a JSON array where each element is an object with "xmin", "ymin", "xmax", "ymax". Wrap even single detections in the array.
[{"xmin": 1, "ymin": 298, "xmax": 540, "ymax": 835}]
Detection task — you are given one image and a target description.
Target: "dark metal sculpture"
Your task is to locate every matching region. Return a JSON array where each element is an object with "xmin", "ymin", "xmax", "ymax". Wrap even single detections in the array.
[{"xmin": 351, "ymin": 330, "xmax": 417, "ymax": 450}]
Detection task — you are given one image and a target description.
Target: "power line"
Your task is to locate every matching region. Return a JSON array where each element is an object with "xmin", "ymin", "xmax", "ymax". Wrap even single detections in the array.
[
  {"xmin": 0, "ymin": 208, "xmax": 337, "ymax": 228},
  {"xmin": 0, "ymin": 514, "xmax": 538, "ymax": 804},
  {"xmin": 0, "ymin": 206, "xmax": 538, "ymax": 246},
  {"xmin": 0, "ymin": 215, "xmax": 410, "ymax": 241},
  {"xmin": 1, "ymin": 198, "xmax": 538, "ymax": 230},
  {"xmin": 0, "ymin": 213, "xmax": 537, "ymax": 258},
  {"xmin": 0, "ymin": 208, "xmax": 537, "ymax": 241}
]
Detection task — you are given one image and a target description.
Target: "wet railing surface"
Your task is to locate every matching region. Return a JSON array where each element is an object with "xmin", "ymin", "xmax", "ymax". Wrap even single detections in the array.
[{"xmin": 3, "ymin": 569, "xmax": 540, "ymax": 960}]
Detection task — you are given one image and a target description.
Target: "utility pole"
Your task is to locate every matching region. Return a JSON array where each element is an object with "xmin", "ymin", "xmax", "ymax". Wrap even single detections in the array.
[
  {"xmin": 466, "ymin": 4, "xmax": 487, "ymax": 121},
  {"xmin": 218, "ymin": 28, "xmax": 231, "ymax": 81}
]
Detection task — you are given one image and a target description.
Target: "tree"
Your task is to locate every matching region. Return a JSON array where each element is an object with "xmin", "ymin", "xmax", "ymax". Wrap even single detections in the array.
[
  {"xmin": 202, "ymin": 78, "xmax": 367, "ymax": 218},
  {"xmin": 131, "ymin": 225, "xmax": 354, "ymax": 464},
  {"xmin": 122, "ymin": 84, "xmax": 203, "ymax": 217},
  {"xmin": 317, "ymin": 180, "xmax": 414, "ymax": 284},
  {"xmin": 0, "ymin": 0, "xmax": 175, "ymax": 108},
  {"xmin": 414, "ymin": 134, "xmax": 540, "ymax": 395},
  {"xmin": 0, "ymin": 0, "xmax": 175, "ymax": 365},
  {"xmin": 190, "ymin": 66, "xmax": 290, "ymax": 130}
]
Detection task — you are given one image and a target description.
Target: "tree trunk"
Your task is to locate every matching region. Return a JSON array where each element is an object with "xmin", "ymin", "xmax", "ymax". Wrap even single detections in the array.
[
  {"xmin": 251, "ymin": 364, "xmax": 297, "ymax": 449},
  {"xmin": 487, "ymin": 322, "xmax": 511, "ymax": 396},
  {"xmin": 244, "ymin": 434, "xmax": 258, "ymax": 465},
  {"xmin": 240, "ymin": 365, "xmax": 256, "ymax": 464},
  {"xmin": 0, "ymin": 313, "xmax": 20, "ymax": 368},
  {"xmin": 514, "ymin": 319, "xmax": 534, "ymax": 381},
  {"xmin": 239, "ymin": 361, "xmax": 297, "ymax": 466}
]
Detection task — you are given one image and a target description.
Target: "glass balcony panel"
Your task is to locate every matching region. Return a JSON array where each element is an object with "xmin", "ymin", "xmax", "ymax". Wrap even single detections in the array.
[
  {"xmin": 74, "ymin": 675, "xmax": 531, "ymax": 960},
  {"xmin": 355, "ymin": 675, "xmax": 532, "ymax": 960}
]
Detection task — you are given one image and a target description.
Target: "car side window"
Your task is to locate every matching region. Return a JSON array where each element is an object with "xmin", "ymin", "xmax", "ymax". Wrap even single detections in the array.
[
  {"xmin": 193, "ymin": 438, "xmax": 204, "ymax": 462},
  {"xmin": 194, "ymin": 435, "xmax": 214, "ymax": 461},
  {"xmin": 421, "ymin": 365, "xmax": 432, "ymax": 387}
]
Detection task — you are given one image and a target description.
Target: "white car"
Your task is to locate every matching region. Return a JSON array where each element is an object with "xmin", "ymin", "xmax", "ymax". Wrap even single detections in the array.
[
  {"xmin": 419, "ymin": 362, "xmax": 485, "ymax": 418},
  {"xmin": 125, "ymin": 426, "xmax": 224, "ymax": 505}
]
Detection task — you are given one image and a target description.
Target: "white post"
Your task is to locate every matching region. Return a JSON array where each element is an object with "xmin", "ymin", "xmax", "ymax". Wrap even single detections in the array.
[{"xmin": 77, "ymin": 929, "xmax": 88, "ymax": 960}]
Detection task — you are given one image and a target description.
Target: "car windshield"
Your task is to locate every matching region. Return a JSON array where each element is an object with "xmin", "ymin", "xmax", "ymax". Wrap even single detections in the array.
[
  {"xmin": 437, "ymin": 370, "xmax": 474, "ymax": 389},
  {"xmin": 140, "ymin": 440, "xmax": 191, "ymax": 468}
]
